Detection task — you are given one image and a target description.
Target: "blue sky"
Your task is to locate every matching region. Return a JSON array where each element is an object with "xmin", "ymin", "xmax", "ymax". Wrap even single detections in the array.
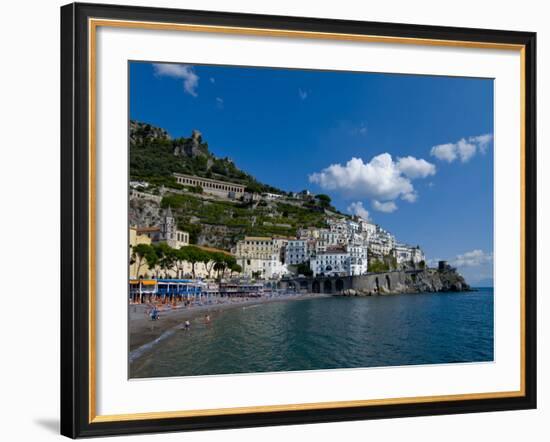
[{"xmin": 130, "ymin": 61, "xmax": 494, "ymax": 286}]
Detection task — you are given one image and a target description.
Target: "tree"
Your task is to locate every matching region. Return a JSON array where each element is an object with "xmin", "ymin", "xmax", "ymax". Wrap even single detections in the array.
[
  {"xmin": 204, "ymin": 251, "xmax": 223, "ymax": 279},
  {"xmin": 316, "ymin": 194, "xmax": 331, "ymax": 204},
  {"xmin": 131, "ymin": 243, "xmax": 154, "ymax": 278},
  {"xmin": 181, "ymin": 246, "xmax": 207, "ymax": 279},
  {"xmin": 418, "ymin": 260, "xmax": 426, "ymax": 270},
  {"xmin": 315, "ymin": 194, "xmax": 332, "ymax": 208},
  {"xmin": 198, "ymin": 249, "xmax": 213, "ymax": 278},
  {"xmin": 229, "ymin": 262, "xmax": 242, "ymax": 277},
  {"xmin": 385, "ymin": 254, "xmax": 397, "ymax": 270},
  {"xmin": 155, "ymin": 243, "xmax": 177, "ymax": 278},
  {"xmin": 214, "ymin": 254, "xmax": 237, "ymax": 280},
  {"xmin": 223, "ymin": 256, "xmax": 237, "ymax": 279},
  {"xmin": 144, "ymin": 246, "xmax": 158, "ymax": 277},
  {"xmin": 214, "ymin": 261, "xmax": 226, "ymax": 280},
  {"xmin": 368, "ymin": 259, "xmax": 389, "ymax": 273},
  {"xmin": 173, "ymin": 247, "xmax": 191, "ymax": 278},
  {"xmin": 296, "ymin": 261, "xmax": 313, "ymax": 277}
]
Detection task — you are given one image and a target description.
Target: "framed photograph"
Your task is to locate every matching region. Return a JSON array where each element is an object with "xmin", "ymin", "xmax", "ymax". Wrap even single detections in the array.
[{"xmin": 60, "ymin": 2, "xmax": 536, "ymax": 438}]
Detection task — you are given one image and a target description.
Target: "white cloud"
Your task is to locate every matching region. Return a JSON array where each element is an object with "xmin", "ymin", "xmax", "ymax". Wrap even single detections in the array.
[
  {"xmin": 309, "ymin": 153, "xmax": 434, "ymax": 213},
  {"xmin": 347, "ymin": 201, "xmax": 371, "ymax": 221},
  {"xmin": 153, "ymin": 63, "xmax": 199, "ymax": 97},
  {"xmin": 298, "ymin": 88, "xmax": 308, "ymax": 100},
  {"xmin": 209, "ymin": 77, "xmax": 215, "ymax": 83},
  {"xmin": 216, "ymin": 97, "xmax": 224, "ymax": 109},
  {"xmin": 452, "ymin": 249, "xmax": 493, "ymax": 267},
  {"xmin": 430, "ymin": 134, "xmax": 493, "ymax": 163},
  {"xmin": 372, "ymin": 200, "xmax": 398, "ymax": 213},
  {"xmin": 456, "ymin": 138, "xmax": 476, "ymax": 162},
  {"xmin": 396, "ymin": 156, "xmax": 436, "ymax": 179},
  {"xmin": 469, "ymin": 133, "xmax": 493, "ymax": 154},
  {"xmin": 430, "ymin": 143, "xmax": 457, "ymax": 162},
  {"xmin": 401, "ymin": 191, "xmax": 418, "ymax": 203}
]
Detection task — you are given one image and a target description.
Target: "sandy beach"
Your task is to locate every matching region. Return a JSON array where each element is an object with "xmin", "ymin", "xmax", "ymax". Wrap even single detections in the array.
[{"xmin": 129, "ymin": 293, "xmax": 330, "ymax": 357}]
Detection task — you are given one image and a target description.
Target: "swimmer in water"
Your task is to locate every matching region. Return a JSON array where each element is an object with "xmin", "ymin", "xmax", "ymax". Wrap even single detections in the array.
[{"xmin": 184, "ymin": 320, "xmax": 191, "ymax": 330}]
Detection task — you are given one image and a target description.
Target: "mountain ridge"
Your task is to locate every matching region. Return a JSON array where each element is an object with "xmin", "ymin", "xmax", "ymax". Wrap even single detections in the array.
[{"xmin": 130, "ymin": 120, "xmax": 284, "ymax": 195}]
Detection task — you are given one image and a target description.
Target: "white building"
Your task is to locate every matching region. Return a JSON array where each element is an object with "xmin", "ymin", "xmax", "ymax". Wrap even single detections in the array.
[
  {"xmin": 316, "ymin": 229, "xmax": 342, "ymax": 252},
  {"xmin": 392, "ymin": 244, "xmax": 426, "ymax": 265},
  {"xmin": 346, "ymin": 219, "xmax": 361, "ymax": 235},
  {"xmin": 297, "ymin": 227, "xmax": 321, "ymax": 240},
  {"xmin": 234, "ymin": 236, "xmax": 289, "ymax": 279},
  {"xmin": 129, "ymin": 180, "xmax": 149, "ymax": 189},
  {"xmin": 348, "ymin": 244, "xmax": 369, "ymax": 275},
  {"xmin": 237, "ymin": 256, "xmax": 288, "ymax": 279},
  {"xmin": 411, "ymin": 246, "xmax": 425, "ymax": 264},
  {"xmin": 310, "ymin": 249, "xmax": 351, "ymax": 277},
  {"xmin": 262, "ymin": 192, "xmax": 283, "ymax": 200},
  {"xmin": 393, "ymin": 243, "xmax": 413, "ymax": 264},
  {"xmin": 285, "ymin": 239, "xmax": 310, "ymax": 265},
  {"xmin": 360, "ymin": 220, "xmax": 377, "ymax": 240}
]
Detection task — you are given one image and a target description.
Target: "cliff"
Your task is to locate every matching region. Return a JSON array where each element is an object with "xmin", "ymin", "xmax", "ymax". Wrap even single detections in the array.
[{"xmin": 340, "ymin": 268, "xmax": 471, "ymax": 296}]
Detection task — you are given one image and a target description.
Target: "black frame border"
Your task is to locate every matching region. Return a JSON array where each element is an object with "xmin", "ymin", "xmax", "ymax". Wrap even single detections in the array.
[{"xmin": 60, "ymin": 2, "xmax": 536, "ymax": 438}]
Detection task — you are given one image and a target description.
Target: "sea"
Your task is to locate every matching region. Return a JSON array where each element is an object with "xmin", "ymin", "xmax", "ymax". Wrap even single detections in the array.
[{"xmin": 129, "ymin": 288, "xmax": 494, "ymax": 378}]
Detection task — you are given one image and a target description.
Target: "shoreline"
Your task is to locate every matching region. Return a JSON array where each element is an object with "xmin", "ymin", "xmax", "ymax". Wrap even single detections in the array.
[{"xmin": 129, "ymin": 292, "xmax": 330, "ymax": 358}]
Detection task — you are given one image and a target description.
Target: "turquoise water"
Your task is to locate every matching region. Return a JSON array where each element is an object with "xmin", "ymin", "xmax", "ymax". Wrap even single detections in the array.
[{"xmin": 130, "ymin": 289, "xmax": 494, "ymax": 378}]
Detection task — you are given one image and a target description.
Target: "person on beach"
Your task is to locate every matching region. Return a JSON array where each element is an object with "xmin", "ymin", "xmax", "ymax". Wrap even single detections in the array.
[
  {"xmin": 150, "ymin": 306, "xmax": 159, "ymax": 321},
  {"xmin": 204, "ymin": 314, "xmax": 211, "ymax": 325}
]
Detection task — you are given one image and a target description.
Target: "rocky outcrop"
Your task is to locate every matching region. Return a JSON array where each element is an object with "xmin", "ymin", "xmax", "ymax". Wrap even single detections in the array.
[
  {"xmin": 339, "ymin": 268, "xmax": 471, "ymax": 296},
  {"xmin": 130, "ymin": 120, "xmax": 170, "ymax": 145},
  {"xmin": 173, "ymin": 129, "xmax": 208, "ymax": 158},
  {"xmin": 129, "ymin": 197, "xmax": 162, "ymax": 228}
]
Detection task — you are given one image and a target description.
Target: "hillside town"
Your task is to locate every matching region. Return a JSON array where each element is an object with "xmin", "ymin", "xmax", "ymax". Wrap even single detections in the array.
[{"xmin": 129, "ymin": 172, "xmax": 426, "ymax": 283}]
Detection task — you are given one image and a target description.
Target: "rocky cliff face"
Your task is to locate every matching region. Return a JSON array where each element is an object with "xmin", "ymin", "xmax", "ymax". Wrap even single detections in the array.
[
  {"xmin": 173, "ymin": 129, "xmax": 208, "ymax": 158},
  {"xmin": 129, "ymin": 197, "xmax": 162, "ymax": 228},
  {"xmin": 341, "ymin": 268, "xmax": 471, "ymax": 296},
  {"xmin": 416, "ymin": 268, "xmax": 471, "ymax": 293},
  {"xmin": 130, "ymin": 120, "xmax": 170, "ymax": 145}
]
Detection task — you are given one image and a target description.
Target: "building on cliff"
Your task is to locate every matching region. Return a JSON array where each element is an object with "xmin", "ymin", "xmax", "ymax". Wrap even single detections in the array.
[
  {"xmin": 393, "ymin": 243, "xmax": 425, "ymax": 265},
  {"xmin": 173, "ymin": 172, "xmax": 246, "ymax": 199},
  {"xmin": 135, "ymin": 207, "xmax": 189, "ymax": 250}
]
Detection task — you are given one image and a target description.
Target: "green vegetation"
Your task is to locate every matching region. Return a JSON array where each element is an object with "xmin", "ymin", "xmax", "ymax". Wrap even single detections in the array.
[
  {"xmin": 296, "ymin": 262, "xmax": 313, "ymax": 277},
  {"xmin": 159, "ymin": 192, "xmax": 331, "ymax": 240},
  {"xmin": 368, "ymin": 259, "xmax": 390, "ymax": 273},
  {"xmin": 388, "ymin": 255, "xmax": 398, "ymax": 270},
  {"xmin": 130, "ymin": 121, "xmax": 351, "ymax": 247},
  {"xmin": 367, "ymin": 254, "xmax": 398, "ymax": 272},
  {"xmin": 315, "ymin": 194, "xmax": 332, "ymax": 209},
  {"xmin": 130, "ymin": 120, "xmax": 283, "ymax": 194},
  {"xmin": 131, "ymin": 243, "xmax": 240, "ymax": 280}
]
